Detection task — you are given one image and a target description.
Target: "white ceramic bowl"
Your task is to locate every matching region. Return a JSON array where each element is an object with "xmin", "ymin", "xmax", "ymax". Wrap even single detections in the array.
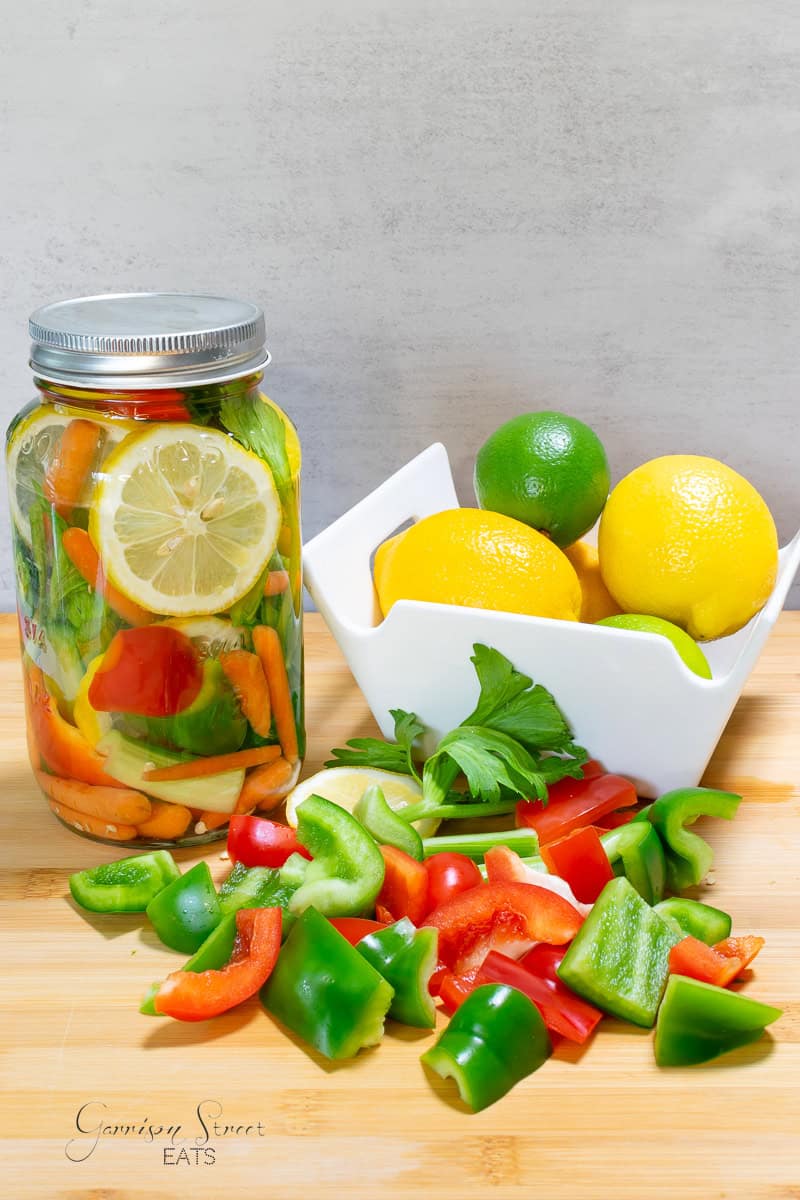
[{"xmin": 304, "ymin": 443, "xmax": 800, "ymax": 798}]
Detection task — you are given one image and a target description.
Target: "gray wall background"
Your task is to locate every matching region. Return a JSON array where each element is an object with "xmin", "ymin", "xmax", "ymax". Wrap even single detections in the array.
[{"xmin": 1, "ymin": 0, "xmax": 798, "ymax": 611}]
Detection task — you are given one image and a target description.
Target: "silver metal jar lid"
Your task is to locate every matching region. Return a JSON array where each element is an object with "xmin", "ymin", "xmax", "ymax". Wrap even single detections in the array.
[{"xmin": 29, "ymin": 292, "xmax": 270, "ymax": 389}]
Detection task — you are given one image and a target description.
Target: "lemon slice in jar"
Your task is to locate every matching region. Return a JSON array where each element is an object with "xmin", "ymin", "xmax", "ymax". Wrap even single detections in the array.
[
  {"xmin": 6, "ymin": 406, "xmax": 131, "ymax": 545},
  {"xmin": 91, "ymin": 425, "xmax": 281, "ymax": 617}
]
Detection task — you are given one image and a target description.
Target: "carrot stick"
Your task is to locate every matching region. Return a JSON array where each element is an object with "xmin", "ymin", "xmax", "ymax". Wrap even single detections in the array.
[
  {"xmin": 264, "ymin": 570, "xmax": 290, "ymax": 597},
  {"xmin": 35, "ymin": 770, "xmax": 152, "ymax": 824},
  {"xmin": 189, "ymin": 809, "xmax": 232, "ymax": 834},
  {"xmin": 218, "ymin": 650, "xmax": 271, "ymax": 737},
  {"xmin": 136, "ymin": 801, "xmax": 193, "ymax": 841},
  {"xmin": 43, "ymin": 418, "xmax": 104, "ymax": 519},
  {"xmin": 236, "ymin": 756, "xmax": 299, "ymax": 813},
  {"xmin": 143, "ymin": 743, "xmax": 281, "ymax": 783},
  {"xmin": 61, "ymin": 527, "xmax": 153, "ymax": 627},
  {"xmin": 48, "ymin": 798, "xmax": 138, "ymax": 842},
  {"xmin": 252, "ymin": 625, "xmax": 298, "ymax": 763}
]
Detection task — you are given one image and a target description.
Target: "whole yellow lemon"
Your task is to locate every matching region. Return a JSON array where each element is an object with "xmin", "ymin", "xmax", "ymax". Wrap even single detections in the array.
[
  {"xmin": 374, "ymin": 508, "xmax": 581, "ymax": 621},
  {"xmin": 598, "ymin": 455, "xmax": 778, "ymax": 640}
]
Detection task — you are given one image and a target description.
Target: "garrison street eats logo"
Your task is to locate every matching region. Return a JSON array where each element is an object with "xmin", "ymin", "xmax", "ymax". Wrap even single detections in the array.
[{"xmin": 65, "ymin": 1100, "xmax": 266, "ymax": 1166}]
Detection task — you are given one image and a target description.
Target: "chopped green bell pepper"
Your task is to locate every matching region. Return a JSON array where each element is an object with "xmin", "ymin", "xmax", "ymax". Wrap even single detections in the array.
[
  {"xmin": 647, "ymin": 786, "xmax": 741, "ymax": 891},
  {"xmin": 653, "ymin": 897, "xmax": 732, "ymax": 945},
  {"xmin": 140, "ymin": 912, "xmax": 238, "ymax": 1015},
  {"xmin": 655, "ymin": 974, "xmax": 782, "ymax": 1066},
  {"xmin": 557, "ymin": 877, "xmax": 680, "ymax": 1027},
  {"xmin": 356, "ymin": 918, "xmax": 438, "ymax": 1027},
  {"xmin": 354, "ymin": 785, "xmax": 423, "ymax": 861},
  {"xmin": 421, "ymin": 983, "xmax": 551, "ymax": 1112},
  {"xmin": 217, "ymin": 862, "xmax": 297, "ymax": 914},
  {"xmin": 260, "ymin": 906, "xmax": 394, "ymax": 1059},
  {"xmin": 289, "ymin": 794, "xmax": 385, "ymax": 917},
  {"xmin": 217, "ymin": 861, "xmax": 304, "ymax": 935},
  {"xmin": 600, "ymin": 822, "xmax": 666, "ymax": 905},
  {"xmin": 280, "ymin": 852, "xmax": 311, "ymax": 888},
  {"xmin": 70, "ymin": 850, "xmax": 180, "ymax": 913},
  {"xmin": 145, "ymin": 861, "xmax": 222, "ymax": 954}
]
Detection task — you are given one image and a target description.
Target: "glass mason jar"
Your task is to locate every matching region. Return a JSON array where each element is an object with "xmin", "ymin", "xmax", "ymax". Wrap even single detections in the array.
[{"xmin": 7, "ymin": 293, "xmax": 304, "ymax": 847}]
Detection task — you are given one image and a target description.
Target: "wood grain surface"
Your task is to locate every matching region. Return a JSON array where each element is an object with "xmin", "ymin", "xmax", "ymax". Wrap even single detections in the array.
[{"xmin": 1, "ymin": 612, "xmax": 798, "ymax": 1200}]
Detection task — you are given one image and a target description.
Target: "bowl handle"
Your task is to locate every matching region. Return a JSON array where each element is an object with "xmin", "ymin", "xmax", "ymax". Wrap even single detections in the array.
[{"xmin": 303, "ymin": 442, "xmax": 459, "ymax": 633}]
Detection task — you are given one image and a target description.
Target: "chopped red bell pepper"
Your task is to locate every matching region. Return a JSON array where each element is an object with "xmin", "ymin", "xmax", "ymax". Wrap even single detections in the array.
[
  {"xmin": 577, "ymin": 759, "xmax": 606, "ymax": 780},
  {"xmin": 327, "ymin": 917, "xmax": 389, "ymax": 946},
  {"xmin": 668, "ymin": 935, "xmax": 743, "ymax": 988},
  {"xmin": 153, "ymin": 907, "xmax": 282, "ymax": 1021},
  {"xmin": 227, "ymin": 814, "xmax": 312, "ymax": 869},
  {"xmin": 518, "ymin": 944, "xmax": 604, "ymax": 1041},
  {"xmin": 713, "ymin": 935, "xmax": 765, "ymax": 974},
  {"xmin": 483, "ymin": 844, "xmax": 590, "ymax": 913},
  {"xmin": 438, "ymin": 968, "xmax": 481, "ymax": 1013},
  {"xmin": 89, "ymin": 626, "xmax": 203, "ymax": 718},
  {"xmin": 376, "ymin": 845, "xmax": 429, "ymax": 925},
  {"xmin": 516, "ymin": 772, "xmax": 637, "ymax": 845},
  {"xmin": 437, "ymin": 948, "xmax": 602, "ymax": 1045},
  {"xmin": 539, "ymin": 826, "xmax": 615, "ymax": 904},
  {"xmin": 424, "ymin": 880, "xmax": 583, "ymax": 974},
  {"xmin": 594, "ymin": 809, "xmax": 638, "ymax": 830}
]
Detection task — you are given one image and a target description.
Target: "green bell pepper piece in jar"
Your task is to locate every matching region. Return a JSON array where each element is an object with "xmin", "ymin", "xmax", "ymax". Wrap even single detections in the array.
[
  {"xmin": 140, "ymin": 911, "xmax": 238, "ymax": 1015},
  {"xmin": 356, "ymin": 917, "xmax": 438, "ymax": 1027},
  {"xmin": 69, "ymin": 850, "xmax": 180, "ymax": 913},
  {"xmin": 655, "ymin": 974, "xmax": 782, "ymax": 1066},
  {"xmin": 421, "ymin": 983, "xmax": 551, "ymax": 1112},
  {"xmin": 289, "ymin": 794, "xmax": 385, "ymax": 917},
  {"xmin": 600, "ymin": 822, "xmax": 666, "ymax": 906},
  {"xmin": 653, "ymin": 897, "xmax": 732, "ymax": 945},
  {"xmin": 557, "ymin": 877, "xmax": 681, "ymax": 1027},
  {"xmin": 260, "ymin": 906, "xmax": 394, "ymax": 1059},
  {"xmin": 138, "ymin": 660, "xmax": 248, "ymax": 757},
  {"xmin": 353, "ymin": 785, "xmax": 424, "ymax": 861},
  {"xmin": 145, "ymin": 861, "xmax": 222, "ymax": 954},
  {"xmin": 647, "ymin": 787, "xmax": 742, "ymax": 891}
]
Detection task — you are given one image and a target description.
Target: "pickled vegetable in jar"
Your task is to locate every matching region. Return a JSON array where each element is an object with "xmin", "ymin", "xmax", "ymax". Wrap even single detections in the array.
[{"xmin": 8, "ymin": 293, "xmax": 304, "ymax": 846}]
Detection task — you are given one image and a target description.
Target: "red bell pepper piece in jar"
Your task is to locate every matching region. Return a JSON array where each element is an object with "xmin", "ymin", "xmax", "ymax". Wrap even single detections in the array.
[
  {"xmin": 424, "ymin": 881, "xmax": 583, "ymax": 975},
  {"xmin": 539, "ymin": 826, "xmax": 615, "ymax": 905},
  {"xmin": 153, "ymin": 906, "xmax": 282, "ymax": 1021},
  {"xmin": 376, "ymin": 845, "xmax": 429, "ymax": 925},
  {"xmin": 516, "ymin": 773, "xmax": 637, "ymax": 845},
  {"xmin": 88, "ymin": 626, "xmax": 203, "ymax": 718},
  {"xmin": 25, "ymin": 664, "xmax": 122, "ymax": 787},
  {"xmin": 227, "ymin": 814, "xmax": 312, "ymax": 869}
]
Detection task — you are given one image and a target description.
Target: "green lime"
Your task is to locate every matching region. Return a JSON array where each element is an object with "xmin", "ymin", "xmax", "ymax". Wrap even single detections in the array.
[
  {"xmin": 596, "ymin": 614, "xmax": 712, "ymax": 679},
  {"xmin": 473, "ymin": 411, "xmax": 610, "ymax": 548}
]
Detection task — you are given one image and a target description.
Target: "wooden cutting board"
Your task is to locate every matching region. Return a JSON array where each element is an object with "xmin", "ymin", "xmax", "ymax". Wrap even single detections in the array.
[{"xmin": 1, "ymin": 612, "xmax": 798, "ymax": 1200}]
